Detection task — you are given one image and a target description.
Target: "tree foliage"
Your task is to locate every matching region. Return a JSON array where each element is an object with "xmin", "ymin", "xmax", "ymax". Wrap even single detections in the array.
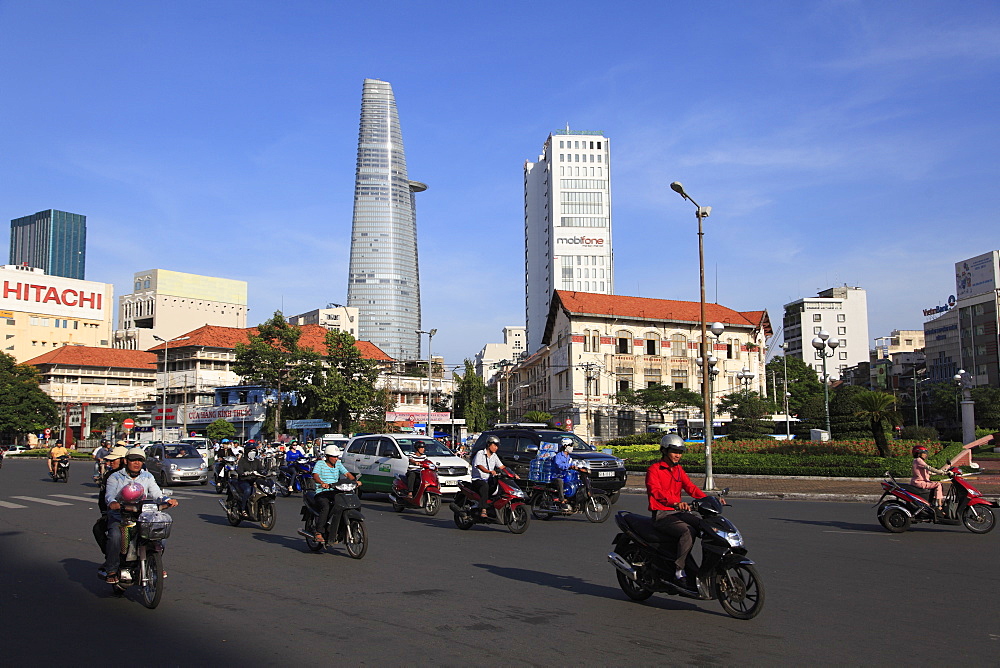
[
  {"xmin": 616, "ymin": 385, "xmax": 703, "ymax": 421},
  {"xmin": 521, "ymin": 410, "xmax": 553, "ymax": 426},
  {"xmin": 305, "ymin": 329, "xmax": 384, "ymax": 434},
  {"xmin": 453, "ymin": 360, "xmax": 489, "ymax": 432},
  {"xmin": 971, "ymin": 386, "xmax": 1000, "ymax": 430},
  {"xmin": 206, "ymin": 418, "xmax": 236, "ymax": 441},
  {"xmin": 765, "ymin": 355, "xmax": 824, "ymax": 417},
  {"xmin": 0, "ymin": 353, "xmax": 60, "ymax": 441},
  {"xmin": 852, "ymin": 390, "xmax": 902, "ymax": 457},
  {"xmin": 90, "ymin": 410, "xmax": 137, "ymax": 438},
  {"xmin": 716, "ymin": 390, "xmax": 775, "ymax": 440}
]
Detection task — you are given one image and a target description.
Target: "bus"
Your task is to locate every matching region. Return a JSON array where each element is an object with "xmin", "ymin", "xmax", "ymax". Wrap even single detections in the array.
[{"xmin": 674, "ymin": 418, "xmax": 731, "ymax": 442}]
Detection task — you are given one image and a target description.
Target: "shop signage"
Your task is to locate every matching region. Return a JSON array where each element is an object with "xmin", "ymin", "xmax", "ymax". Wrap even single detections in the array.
[{"xmin": 922, "ymin": 295, "xmax": 956, "ymax": 317}]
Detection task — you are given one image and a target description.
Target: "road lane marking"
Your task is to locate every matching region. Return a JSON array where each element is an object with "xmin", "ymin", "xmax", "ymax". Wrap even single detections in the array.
[
  {"xmin": 51, "ymin": 495, "xmax": 99, "ymax": 503},
  {"xmin": 0, "ymin": 500, "xmax": 28, "ymax": 508},
  {"xmin": 10, "ymin": 496, "xmax": 72, "ymax": 506}
]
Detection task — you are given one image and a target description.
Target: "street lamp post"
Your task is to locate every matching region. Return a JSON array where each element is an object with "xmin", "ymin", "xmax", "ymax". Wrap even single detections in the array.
[
  {"xmin": 780, "ymin": 342, "xmax": 791, "ymax": 439},
  {"xmin": 416, "ymin": 329, "xmax": 437, "ymax": 436},
  {"xmin": 152, "ymin": 335, "xmax": 190, "ymax": 442},
  {"xmin": 811, "ymin": 331, "xmax": 840, "ymax": 437},
  {"xmin": 693, "ymin": 322, "xmax": 724, "ymax": 490},
  {"xmin": 670, "ymin": 181, "xmax": 716, "ymax": 490},
  {"xmin": 953, "ymin": 369, "xmax": 975, "ymax": 445},
  {"xmin": 736, "ymin": 367, "xmax": 756, "ymax": 391}
]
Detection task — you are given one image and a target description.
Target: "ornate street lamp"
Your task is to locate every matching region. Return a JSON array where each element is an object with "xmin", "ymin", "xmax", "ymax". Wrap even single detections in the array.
[{"xmin": 811, "ymin": 331, "xmax": 840, "ymax": 436}]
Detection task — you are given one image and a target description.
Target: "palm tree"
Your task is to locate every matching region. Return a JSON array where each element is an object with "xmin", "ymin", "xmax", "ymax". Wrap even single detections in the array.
[{"xmin": 853, "ymin": 391, "xmax": 902, "ymax": 457}]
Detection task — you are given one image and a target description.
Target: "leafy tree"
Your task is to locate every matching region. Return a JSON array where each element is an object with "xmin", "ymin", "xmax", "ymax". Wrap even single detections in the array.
[
  {"xmin": 521, "ymin": 410, "xmax": 553, "ymax": 426},
  {"xmin": 829, "ymin": 384, "xmax": 872, "ymax": 440},
  {"xmin": 0, "ymin": 353, "xmax": 60, "ymax": 441},
  {"xmin": 716, "ymin": 390, "xmax": 775, "ymax": 440},
  {"xmin": 853, "ymin": 390, "xmax": 902, "ymax": 456},
  {"xmin": 206, "ymin": 418, "xmax": 236, "ymax": 441},
  {"xmin": 453, "ymin": 360, "xmax": 489, "ymax": 432},
  {"xmin": 925, "ymin": 381, "xmax": 961, "ymax": 426},
  {"xmin": 233, "ymin": 311, "xmax": 321, "ymax": 438},
  {"xmin": 306, "ymin": 330, "xmax": 384, "ymax": 434},
  {"xmin": 971, "ymin": 386, "xmax": 1000, "ymax": 430},
  {"xmin": 765, "ymin": 355, "xmax": 824, "ymax": 417},
  {"xmin": 616, "ymin": 385, "xmax": 703, "ymax": 423},
  {"xmin": 90, "ymin": 410, "xmax": 137, "ymax": 439}
]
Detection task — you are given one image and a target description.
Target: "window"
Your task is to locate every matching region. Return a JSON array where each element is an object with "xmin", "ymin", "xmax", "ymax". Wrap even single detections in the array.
[
  {"xmin": 617, "ymin": 378, "xmax": 631, "ymax": 393},
  {"xmin": 838, "ymin": 327, "xmax": 846, "ymax": 335},
  {"xmin": 813, "ymin": 326, "xmax": 822, "ymax": 335},
  {"xmin": 645, "ymin": 336, "xmax": 659, "ymax": 355},
  {"xmin": 813, "ymin": 314, "xmax": 822, "ymax": 322},
  {"xmin": 837, "ymin": 314, "xmax": 846, "ymax": 322},
  {"xmin": 839, "ymin": 352, "xmax": 848, "ymax": 360},
  {"xmin": 672, "ymin": 334, "xmax": 688, "ymax": 357},
  {"xmin": 616, "ymin": 331, "xmax": 632, "ymax": 354}
]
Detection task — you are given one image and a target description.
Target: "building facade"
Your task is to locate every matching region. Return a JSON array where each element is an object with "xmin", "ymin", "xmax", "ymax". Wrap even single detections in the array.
[
  {"xmin": 346, "ymin": 78, "xmax": 426, "ymax": 361},
  {"xmin": 782, "ymin": 286, "xmax": 869, "ymax": 381},
  {"xmin": 115, "ymin": 268, "xmax": 248, "ymax": 351},
  {"xmin": 474, "ymin": 325, "xmax": 527, "ymax": 384},
  {"xmin": 9, "ymin": 209, "xmax": 87, "ymax": 280},
  {"xmin": 952, "ymin": 251, "xmax": 1000, "ymax": 387},
  {"xmin": 524, "ymin": 128, "xmax": 614, "ymax": 354},
  {"xmin": 0, "ymin": 264, "xmax": 114, "ymax": 362},
  {"xmin": 287, "ymin": 304, "xmax": 359, "ymax": 336},
  {"xmin": 500, "ymin": 291, "xmax": 770, "ymax": 443}
]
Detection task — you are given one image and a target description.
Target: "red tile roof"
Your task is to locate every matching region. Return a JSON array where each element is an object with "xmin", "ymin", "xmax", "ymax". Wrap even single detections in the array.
[
  {"xmin": 545, "ymin": 291, "xmax": 772, "ymax": 343},
  {"xmin": 145, "ymin": 324, "xmax": 393, "ymax": 361},
  {"xmin": 23, "ymin": 346, "xmax": 158, "ymax": 371}
]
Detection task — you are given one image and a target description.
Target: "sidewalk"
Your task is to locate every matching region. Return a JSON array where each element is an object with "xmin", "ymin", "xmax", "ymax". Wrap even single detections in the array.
[{"xmin": 621, "ymin": 470, "xmax": 1000, "ymax": 503}]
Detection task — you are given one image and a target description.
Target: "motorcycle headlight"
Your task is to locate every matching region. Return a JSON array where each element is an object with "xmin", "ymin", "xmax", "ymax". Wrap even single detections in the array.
[
  {"xmin": 510, "ymin": 486, "xmax": 525, "ymax": 498},
  {"xmin": 712, "ymin": 527, "xmax": 743, "ymax": 547}
]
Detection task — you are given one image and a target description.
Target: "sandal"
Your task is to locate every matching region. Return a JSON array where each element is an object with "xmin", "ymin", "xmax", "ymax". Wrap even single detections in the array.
[
  {"xmin": 313, "ymin": 534, "xmax": 325, "ymax": 543},
  {"xmin": 104, "ymin": 572, "xmax": 119, "ymax": 584}
]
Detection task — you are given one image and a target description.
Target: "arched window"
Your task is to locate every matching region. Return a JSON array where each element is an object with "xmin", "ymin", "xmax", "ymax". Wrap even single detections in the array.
[
  {"xmin": 644, "ymin": 332, "xmax": 660, "ymax": 356},
  {"xmin": 615, "ymin": 330, "xmax": 632, "ymax": 354},
  {"xmin": 671, "ymin": 334, "xmax": 688, "ymax": 357}
]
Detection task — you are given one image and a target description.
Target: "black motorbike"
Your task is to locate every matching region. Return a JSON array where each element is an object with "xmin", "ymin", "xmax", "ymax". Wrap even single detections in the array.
[
  {"xmin": 528, "ymin": 470, "xmax": 612, "ymax": 523},
  {"xmin": 220, "ymin": 472, "xmax": 277, "ymax": 530},
  {"xmin": 607, "ymin": 494, "xmax": 765, "ymax": 620},
  {"xmin": 212, "ymin": 456, "xmax": 237, "ymax": 495},
  {"xmin": 110, "ymin": 500, "xmax": 173, "ymax": 609},
  {"xmin": 51, "ymin": 455, "xmax": 70, "ymax": 483},
  {"xmin": 296, "ymin": 478, "xmax": 367, "ymax": 559}
]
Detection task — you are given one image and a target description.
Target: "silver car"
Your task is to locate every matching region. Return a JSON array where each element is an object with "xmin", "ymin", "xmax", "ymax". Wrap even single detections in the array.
[{"xmin": 144, "ymin": 443, "xmax": 209, "ymax": 486}]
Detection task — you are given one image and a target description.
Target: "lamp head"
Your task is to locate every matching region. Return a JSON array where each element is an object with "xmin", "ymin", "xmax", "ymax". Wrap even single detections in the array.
[
  {"xmin": 811, "ymin": 337, "xmax": 825, "ymax": 351},
  {"xmin": 827, "ymin": 338, "xmax": 840, "ymax": 349},
  {"xmin": 818, "ymin": 330, "xmax": 830, "ymax": 342},
  {"xmin": 429, "ymin": 328, "xmax": 437, "ymax": 337},
  {"xmin": 670, "ymin": 181, "xmax": 687, "ymax": 198},
  {"xmin": 710, "ymin": 322, "xmax": 725, "ymax": 337}
]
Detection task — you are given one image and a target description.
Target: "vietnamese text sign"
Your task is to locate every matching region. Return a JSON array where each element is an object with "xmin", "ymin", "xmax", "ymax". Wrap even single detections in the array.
[{"xmin": 286, "ymin": 419, "xmax": 332, "ymax": 429}]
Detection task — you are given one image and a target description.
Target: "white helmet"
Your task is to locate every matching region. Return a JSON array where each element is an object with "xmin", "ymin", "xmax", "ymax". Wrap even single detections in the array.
[{"xmin": 323, "ymin": 444, "xmax": 343, "ymax": 458}]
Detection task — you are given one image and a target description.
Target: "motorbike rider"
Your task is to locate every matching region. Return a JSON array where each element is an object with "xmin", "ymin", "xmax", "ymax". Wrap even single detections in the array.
[
  {"xmin": 233, "ymin": 444, "xmax": 269, "ymax": 517},
  {"xmin": 48, "ymin": 439, "xmax": 69, "ymax": 478},
  {"xmin": 405, "ymin": 442, "xmax": 430, "ymax": 497},
  {"xmin": 911, "ymin": 445, "xmax": 948, "ymax": 511},
  {"xmin": 99, "ymin": 447, "xmax": 178, "ymax": 583},
  {"xmin": 93, "ymin": 444, "xmax": 129, "ymax": 550},
  {"xmin": 471, "ymin": 436, "xmax": 518, "ymax": 518},
  {"xmin": 551, "ymin": 438, "xmax": 584, "ymax": 509},
  {"xmin": 311, "ymin": 444, "xmax": 361, "ymax": 542},
  {"xmin": 646, "ymin": 434, "xmax": 712, "ymax": 585}
]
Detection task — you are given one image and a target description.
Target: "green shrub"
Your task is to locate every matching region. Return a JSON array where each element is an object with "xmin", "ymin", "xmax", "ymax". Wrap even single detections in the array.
[
  {"xmin": 605, "ymin": 433, "xmax": 662, "ymax": 447},
  {"xmin": 900, "ymin": 426, "xmax": 939, "ymax": 441}
]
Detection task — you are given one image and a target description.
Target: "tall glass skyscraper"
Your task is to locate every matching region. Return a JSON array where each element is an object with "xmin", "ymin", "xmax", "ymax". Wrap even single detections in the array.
[
  {"xmin": 346, "ymin": 78, "xmax": 426, "ymax": 361},
  {"xmin": 9, "ymin": 209, "xmax": 87, "ymax": 280}
]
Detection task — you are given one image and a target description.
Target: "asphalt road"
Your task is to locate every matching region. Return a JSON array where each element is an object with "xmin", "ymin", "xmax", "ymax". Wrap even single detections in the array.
[{"xmin": 1, "ymin": 457, "xmax": 998, "ymax": 666}]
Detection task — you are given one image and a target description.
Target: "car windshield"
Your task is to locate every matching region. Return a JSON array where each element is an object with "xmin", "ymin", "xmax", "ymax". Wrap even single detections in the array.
[
  {"xmin": 397, "ymin": 438, "xmax": 454, "ymax": 457},
  {"xmin": 163, "ymin": 444, "xmax": 201, "ymax": 459},
  {"xmin": 535, "ymin": 431, "xmax": 597, "ymax": 452}
]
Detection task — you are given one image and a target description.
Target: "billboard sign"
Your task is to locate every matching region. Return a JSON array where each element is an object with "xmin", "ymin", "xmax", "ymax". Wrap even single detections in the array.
[
  {"xmin": 955, "ymin": 251, "xmax": 1000, "ymax": 300},
  {"xmin": 0, "ymin": 267, "xmax": 112, "ymax": 320}
]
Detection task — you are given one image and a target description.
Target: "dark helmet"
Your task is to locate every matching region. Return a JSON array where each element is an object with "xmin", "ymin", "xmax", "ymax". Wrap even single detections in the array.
[
  {"xmin": 912, "ymin": 445, "xmax": 928, "ymax": 458},
  {"xmin": 660, "ymin": 434, "xmax": 687, "ymax": 456},
  {"xmin": 485, "ymin": 435, "xmax": 500, "ymax": 446}
]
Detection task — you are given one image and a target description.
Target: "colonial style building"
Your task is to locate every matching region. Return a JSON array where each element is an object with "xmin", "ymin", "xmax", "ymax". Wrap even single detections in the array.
[{"xmin": 499, "ymin": 291, "xmax": 771, "ymax": 443}]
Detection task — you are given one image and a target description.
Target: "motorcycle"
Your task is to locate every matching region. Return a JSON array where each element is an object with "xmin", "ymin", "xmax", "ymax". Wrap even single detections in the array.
[
  {"xmin": 876, "ymin": 466, "xmax": 997, "ymax": 534},
  {"xmin": 51, "ymin": 455, "xmax": 70, "ymax": 483},
  {"xmin": 110, "ymin": 500, "xmax": 173, "ymax": 609},
  {"xmin": 219, "ymin": 472, "xmax": 277, "ymax": 530},
  {"xmin": 450, "ymin": 473, "xmax": 531, "ymax": 534},
  {"xmin": 296, "ymin": 478, "xmax": 367, "ymax": 559},
  {"xmin": 276, "ymin": 457, "xmax": 314, "ymax": 497},
  {"xmin": 212, "ymin": 456, "xmax": 238, "ymax": 495},
  {"xmin": 389, "ymin": 460, "xmax": 442, "ymax": 515},
  {"xmin": 607, "ymin": 493, "xmax": 765, "ymax": 620},
  {"xmin": 0, "ymin": 447, "xmax": 6, "ymax": 470},
  {"xmin": 528, "ymin": 469, "xmax": 612, "ymax": 523}
]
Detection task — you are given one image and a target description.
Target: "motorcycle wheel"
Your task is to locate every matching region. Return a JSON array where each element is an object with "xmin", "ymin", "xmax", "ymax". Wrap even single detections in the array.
[
  {"xmin": 423, "ymin": 493, "xmax": 440, "ymax": 516},
  {"xmin": 882, "ymin": 507, "xmax": 911, "ymax": 533},
  {"xmin": 391, "ymin": 494, "xmax": 405, "ymax": 513},
  {"xmin": 304, "ymin": 518, "xmax": 324, "ymax": 552},
  {"xmin": 584, "ymin": 493, "xmax": 612, "ymax": 523},
  {"xmin": 345, "ymin": 520, "xmax": 367, "ymax": 559},
  {"xmin": 140, "ymin": 553, "xmax": 164, "ymax": 610},
  {"xmin": 962, "ymin": 504, "xmax": 996, "ymax": 534},
  {"xmin": 277, "ymin": 474, "xmax": 291, "ymax": 497},
  {"xmin": 608, "ymin": 490, "xmax": 621, "ymax": 504},
  {"xmin": 214, "ymin": 477, "xmax": 224, "ymax": 494},
  {"xmin": 615, "ymin": 543, "xmax": 654, "ymax": 601},
  {"xmin": 505, "ymin": 504, "xmax": 530, "ymax": 534},
  {"xmin": 454, "ymin": 510, "xmax": 475, "ymax": 530},
  {"xmin": 258, "ymin": 502, "xmax": 276, "ymax": 531},
  {"xmin": 225, "ymin": 498, "xmax": 242, "ymax": 527},
  {"xmin": 715, "ymin": 563, "xmax": 765, "ymax": 620},
  {"xmin": 529, "ymin": 491, "xmax": 553, "ymax": 521}
]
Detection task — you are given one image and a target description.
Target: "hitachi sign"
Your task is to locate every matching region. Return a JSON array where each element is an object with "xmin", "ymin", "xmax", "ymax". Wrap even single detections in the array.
[
  {"xmin": 0, "ymin": 270, "xmax": 111, "ymax": 320},
  {"xmin": 555, "ymin": 236, "xmax": 605, "ymax": 246}
]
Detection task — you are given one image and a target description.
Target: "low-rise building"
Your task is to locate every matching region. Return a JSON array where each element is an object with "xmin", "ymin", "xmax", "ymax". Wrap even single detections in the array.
[
  {"xmin": 474, "ymin": 325, "xmax": 527, "ymax": 384},
  {"xmin": 286, "ymin": 304, "xmax": 359, "ymax": 336}
]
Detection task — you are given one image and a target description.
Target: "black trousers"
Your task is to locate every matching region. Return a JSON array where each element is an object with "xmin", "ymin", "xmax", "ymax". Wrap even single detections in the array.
[
  {"xmin": 471, "ymin": 479, "xmax": 494, "ymax": 508},
  {"xmin": 406, "ymin": 470, "xmax": 419, "ymax": 495},
  {"xmin": 315, "ymin": 491, "xmax": 343, "ymax": 536},
  {"xmin": 653, "ymin": 510, "xmax": 701, "ymax": 571}
]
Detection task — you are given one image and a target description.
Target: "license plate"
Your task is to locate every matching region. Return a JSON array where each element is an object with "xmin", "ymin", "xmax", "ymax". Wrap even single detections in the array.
[{"xmin": 598, "ymin": 471, "xmax": 614, "ymax": 477}]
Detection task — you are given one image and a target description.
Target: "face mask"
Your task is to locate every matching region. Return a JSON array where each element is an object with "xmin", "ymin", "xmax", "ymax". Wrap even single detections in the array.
[
  {"xmin": 565, "ymin": 447, "xmax": 573, "ymax": 454},
  {"xmin": 247, "ymin": 451, "xmax": 257, "ymax": 461}
]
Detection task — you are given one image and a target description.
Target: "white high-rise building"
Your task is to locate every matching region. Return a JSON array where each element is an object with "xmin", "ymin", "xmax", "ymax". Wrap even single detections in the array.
[
  {"xmin": 524, "ymin": 128, "xmax": 614, "ymax": 354},
  {"xmin": 782, "ymin": 286, "xmax": 870, "ymax": 380}
]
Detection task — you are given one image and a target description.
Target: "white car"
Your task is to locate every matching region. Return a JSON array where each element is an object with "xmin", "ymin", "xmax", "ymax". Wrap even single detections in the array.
[{"xmin": 342, "ymin": 435, "xmax": 471, "ymax": 496}]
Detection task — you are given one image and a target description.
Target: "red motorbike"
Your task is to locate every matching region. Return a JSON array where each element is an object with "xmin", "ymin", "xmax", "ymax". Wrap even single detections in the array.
[
  {"xmin": 876, "ymin": 466, "xmax": 998, "ymax": 534},
  {"xmin": 450, "ymin": 473, "xmax": 530, "ymax": 534},
  {"xmin": 389, "ymin": 460, "xmax": 442, "ymax": 515}
]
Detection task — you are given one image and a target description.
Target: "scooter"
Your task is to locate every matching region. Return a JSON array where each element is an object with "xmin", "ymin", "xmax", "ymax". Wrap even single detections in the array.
[
  {"xmin": 528, "ymin": 469, "xmax": 612, "ymax": 523},
  {"xmin": 213, "ymin": 456, "xmax": 238, "ymax": 495},
  {"xmin": 607, "ymin": 493, "xmax": 765, "ymax": 620},
  {"xmin": 276, "ymin": 457, "xmax": 314, "ymax": 497},
  {"xmin": 51, "ymin": 455, "xmax": 70, "ymax": 483},
  {"xmin": 110, "ymin": 500, "xmax": 173, "ymax": 609},
  {"xmin": 876, "ymin": 466, "xmax": 997, "ymax": 534},
  {"xmin": 220, "ymin": 472, "xmax": 277, "ymax": 530},
  {"xmin": 450, "ymin": 473, "xmax": 530, "ymax": 534},
  {"xmin": 296, "ymin": 478, "xmax": 367, "ymax": 559},
  {"xmin": 389, "ymin": 460, "xmax": 442, "ymax": 515}
]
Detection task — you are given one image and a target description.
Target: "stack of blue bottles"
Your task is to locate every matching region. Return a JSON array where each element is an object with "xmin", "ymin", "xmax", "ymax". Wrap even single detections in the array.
[{"xmin": 529, "ymin": 456, "xmax": 553, "ymax": 483}]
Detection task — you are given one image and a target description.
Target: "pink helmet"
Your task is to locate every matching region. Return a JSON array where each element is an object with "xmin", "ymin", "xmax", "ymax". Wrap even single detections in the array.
[{"xmin": 119, "ymin": 481, "xmax": 145, "ymax": 503}]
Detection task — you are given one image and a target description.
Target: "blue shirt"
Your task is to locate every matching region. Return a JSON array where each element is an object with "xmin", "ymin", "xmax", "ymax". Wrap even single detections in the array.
[
  {"xmin": 553, "ymin": 452, "xmax": 574, "ymax": 476},
  {"xmin": 104, "ymin": 469, "xmax": 166, "ymax": 508},
  {"xmin": 313, "ymin": 459, "xmax": 350, "ymax": 488}
]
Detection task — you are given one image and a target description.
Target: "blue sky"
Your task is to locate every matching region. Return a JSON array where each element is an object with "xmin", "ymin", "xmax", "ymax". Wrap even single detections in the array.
[{"xmin": 3, "ymin": 1, "xmax": 1000, "ymax": 364}]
